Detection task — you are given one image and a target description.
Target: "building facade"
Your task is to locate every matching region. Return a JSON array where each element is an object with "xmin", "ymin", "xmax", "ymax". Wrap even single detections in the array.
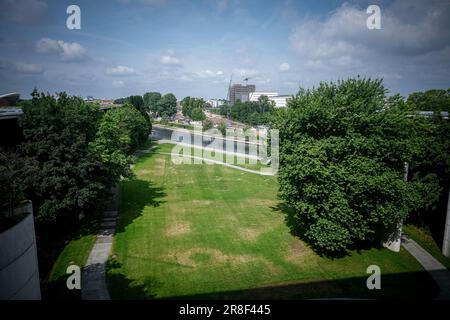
[
  {"xmin": 228, "ymin": 84, "xmax": 256, "ymax": 105},
  {"xmin": 249, "ymin": 91, "xmax": 290, "ymax": 108}
]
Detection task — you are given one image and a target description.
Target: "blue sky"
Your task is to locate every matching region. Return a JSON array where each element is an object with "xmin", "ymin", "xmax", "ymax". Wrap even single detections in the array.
[{"xmin": 1, "ymin": 0, "xmax": 449, "ymax": 100}]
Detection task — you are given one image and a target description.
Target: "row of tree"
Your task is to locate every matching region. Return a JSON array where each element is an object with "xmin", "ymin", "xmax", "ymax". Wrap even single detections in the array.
[
  {"xmin": 1, "ymin": 90, "xmax": 151, "ymax": 228},
  {"xmin": 114, "ymin": 92, "xmax": 177, "ymax": 118},
  {"xmin": 181, "ymin": 96, "xmax": 206, "ymax": 121},
  {"xmin": 218, "ymin": 96, "xmax": 275, "ymax": 125},
  {"xmin": 271, "ymin": 79, "xmax": 450, "ymax": 254}
]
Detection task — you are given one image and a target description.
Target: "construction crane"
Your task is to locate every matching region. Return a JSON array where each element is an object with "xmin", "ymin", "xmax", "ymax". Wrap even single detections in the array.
[{"xmin": 226, "ymin": 75, "xmax": 232, "ymax": 101}]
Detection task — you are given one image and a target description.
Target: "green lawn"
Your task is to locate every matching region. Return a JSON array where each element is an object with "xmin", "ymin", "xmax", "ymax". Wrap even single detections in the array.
[
  {"xmin": 107, "ymin": 143, "xmax": 438, "ymax": 299},
  {"xmin": 44, "ymin": 213, "xmax": 101, "ymax": 299}
]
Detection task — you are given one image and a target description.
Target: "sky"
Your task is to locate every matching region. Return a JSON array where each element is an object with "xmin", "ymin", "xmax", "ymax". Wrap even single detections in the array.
[{"xmin": 1, "ymin": 0, "xmax": 450, "ymax": 100}]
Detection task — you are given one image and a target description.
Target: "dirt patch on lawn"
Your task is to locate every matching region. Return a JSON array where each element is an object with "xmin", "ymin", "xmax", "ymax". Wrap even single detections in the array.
[
  {"xmin": 166, "ymin": 247, "xmax": 255, "ymax": 268},
  {"xmin": 166, "ymin": 221, "xmax": 191, "ymax": 237},
  {"xmin": 239, "ymin": 227, "xmax": 263, "ymax": 241},
  {"xmin": 284, "ymin": 240, "xmax": 312, "ymax": 265},
  {"xmin": 191, "ymin": 200, "xmax": 213, "ymax": 206}
]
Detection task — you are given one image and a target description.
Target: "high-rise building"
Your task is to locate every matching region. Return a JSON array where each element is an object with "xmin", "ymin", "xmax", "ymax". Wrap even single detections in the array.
[{"xmin": 228, "ymin": 84, "xmax": 256, "ymax": 105}]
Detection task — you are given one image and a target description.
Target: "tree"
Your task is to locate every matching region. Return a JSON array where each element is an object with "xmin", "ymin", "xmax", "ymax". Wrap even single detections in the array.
[
  {"xmin": 128, "ymin": 95, "xmax": 149, "ymax": 122},
  {"xmin": 113, "ymin": 97, "xmax": 128, "ymax": 105},
  {"xmin": 143, "ymin": 92, "xmax": 161, "ymax": 115},
  {"xmin": 19, "ymin": 91, "xmax": 110, "ymax": 223},
  {"xmin": 217, "ymin": 121, "xmax": 227, "ymax": 136},
  {"xmin": 227, "ymin": 97, "xmax": 274, "ymax": 125},
  {"xmin": 406, "ymin": 89, "xmax": 450, "ymax": 239},
  {"xmin": 271, "ymin": 78, "xmax": 423, "ymax": 254},
  {"xmin": 157, "ymin": 93, "xmax": 177, "ymax": 117},
  {"xmin": 0, "ymin": 149, "xmax": 37, "ymax": 218},
  {"xmin": 407, "ymin": 89, "xmax": 450, "ymax": 112},
  {"xmin": 191, "ymin": 108, "xmax": 206, "ymax": 121},
  {"xmin": 202, "ymin": 118, "xmax": 213, "ymax": 131},
  {"xmin": 181, "ymin": 96, "xmax": 205, "ymax": 119},
  {"xmin": 90, "ymin": 103, "xmax": 150, "ymax": 182}
]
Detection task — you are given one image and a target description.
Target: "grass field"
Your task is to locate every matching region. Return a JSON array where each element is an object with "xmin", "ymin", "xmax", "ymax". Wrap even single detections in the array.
[
  {"xmin": 44, "ymin": 212, "xmax": 101, "ymax": 299},
  {"xmin": 106, "ymin": 143, "xmax": 438, "ymax": 299}
]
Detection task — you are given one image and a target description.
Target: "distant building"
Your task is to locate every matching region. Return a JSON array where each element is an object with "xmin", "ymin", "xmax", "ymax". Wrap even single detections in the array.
[
  {"xmin": 0, "ymin": 93, "xmax": 20, "ymax": 107},
  {"xmin": 249, "ymin": 91, "xmax": 278, "ymax": 101},
  {"xmin": 206, "ymin": 99, "xmax": 227, "ymax": 108},
  {"xmin": 249, "ymin": 91, "xmax": 290, "ymax": 108},
  {"xmin": 228, "ymin": 84, "xmax": 255, "ymax": 105},
  {"xmin": 270, "ymin": 95, "xmax": 290, "ymax": 108}
]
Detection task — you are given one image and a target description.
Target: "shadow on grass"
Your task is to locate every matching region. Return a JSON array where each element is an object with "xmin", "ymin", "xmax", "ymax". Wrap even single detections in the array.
[
  {"xmin": 116, "ymin": 178, "xmax": 166, "ymax": 233},
  {"xmin": 104, "ymin": 270, "xmax": 439, "ymax": 300},
  {"xmin": 161, "ymin": 270, "xmax": 440, "ymax": 300},
  {"xmin": 271, "ymin": 202, "xmax": 386, "ymax": 259},
  {"xmin": 106, "ymin": 258, "xmax": 163, "ymax": 299}
]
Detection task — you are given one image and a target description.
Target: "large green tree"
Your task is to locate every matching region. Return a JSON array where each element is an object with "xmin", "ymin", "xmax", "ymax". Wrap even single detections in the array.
[
  {"xmin": 90, "ymin": 103, "xmax": 150, "ymax": 182},
  {"xmin": 143, "ymin": 92, "xmax": 162, "ymax": 115},
  {"xmin": 406, "ymin": 89, "xmax": 450, "ymax": 239},
  {"xmin": 19, "ymin": 91, "xmax": 111, "ymax": 223},
  {"xmin": 157, "ymin": 93, "xmax": 177, "ymax": 117},
  {"xmin": 271, "ymin": 78, "xmax": 423, "ymax": 254}
]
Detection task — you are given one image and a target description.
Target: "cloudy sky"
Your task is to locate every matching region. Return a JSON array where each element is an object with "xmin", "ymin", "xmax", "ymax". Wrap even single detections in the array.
[{"xmin": 1, "ymin": 0, "xmax": 449, "ymax": 100}]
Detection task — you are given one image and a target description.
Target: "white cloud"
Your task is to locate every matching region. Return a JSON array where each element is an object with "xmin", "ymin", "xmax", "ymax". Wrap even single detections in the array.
[
  {"xmin": 35, "ymin": 38, "xmax": 87, "ymax": 62},
  {"xmin": 286, "ymin": 0, "xmax": 450, "ymax": 92},
  {"xmin": 161, "ymin": 50, "xmax": 182, "ymax": 66},
  {"xmin": 279, "ymin": 62, "xmax": 290, "ymax": 72},
  {"xmin": 15, "ymin": 62, "xmax": 43, "ymax": 74},
  {"xmin": 106, "ymin": 65, "xmax": 137, "ymax": 76}
]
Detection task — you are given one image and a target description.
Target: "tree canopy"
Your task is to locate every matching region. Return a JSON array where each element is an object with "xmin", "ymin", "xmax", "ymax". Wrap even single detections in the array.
[
  {"xmin": 156, "ymin": 93, "xmax": 177, "ymax": 117},
  {"xmin": 19, "ymin": 91, "xmax": 110, "ymax": 223},
  {"xmin": 271, "ymin": 78, "xmax": 423, "ymax": 254}
]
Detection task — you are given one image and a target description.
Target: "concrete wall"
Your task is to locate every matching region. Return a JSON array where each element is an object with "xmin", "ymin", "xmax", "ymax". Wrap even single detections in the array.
[{"xmin": 0, "ymin": 202, "xmax": 41, "ymax": 300}]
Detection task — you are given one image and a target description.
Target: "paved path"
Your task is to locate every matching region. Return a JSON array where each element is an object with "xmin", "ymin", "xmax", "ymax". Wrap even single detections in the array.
[
  {"xmin": 402, "ymin": 235, "xmax": 450, "ymax": 299},
  {"xmin": 81, "ymin": 185, "xmax": 118, "ymax": 300}
]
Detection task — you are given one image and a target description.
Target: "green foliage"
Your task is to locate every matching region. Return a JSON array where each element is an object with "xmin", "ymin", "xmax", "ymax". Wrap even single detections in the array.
[
  {"xmin": 156, "ymin": 93, "xmax": 177, "ymax": 117},
  {"xmin": 91, "ymin": 104, "xmax": 150, "ymax": 181},
  {"xmin": 181, "ymin": 96, "xmax": 205, "ymax": 119},
  {"xmin": 0, "ymin": 149, "xmax": 36, "ymax": 217},
  {"xmin": 217, "ymin": 121, "xmax": 227, "ymax": 136},
  {"xmin": 143, "ymin": 92, "xmax": 162, "ymax": 114},
  {"xmin": 113, "ymin": 97, "xmax": 129, "ymax": 105},
  {"xmin": 218, "ymin": 103, "xmax": 231, "ymax": 118},
  {"xmin": 228, "ymin": 96, "xmax": 275, "ymax": 125},
  {"xmin": 406, "ymin": 89, "xmax": 450, "ymax": 233},
  {"xmin": 271, "ymin": 78, "xmax": 423, "ymax": 254},
  {"xmin": 190, "ymin": 108, "xmax": 206, "ymax": 121},
  {"xmin": 407, "ymin": 89, "xmax": 450, "ymax": 112},
  {"xmin": 19, "ymin": 91, "xmax": 110, "ymax": 223},
  {"xmin": 202, "ymin": 118, "xmax": 213, "ymax": 131}
]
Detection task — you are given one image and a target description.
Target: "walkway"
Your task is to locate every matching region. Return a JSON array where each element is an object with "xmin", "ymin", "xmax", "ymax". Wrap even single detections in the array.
[
  {"xmin": 402, "ymin": 234, "xmax": 450, "ymax": 299},
  {"xmin": 81, "ymin": 185, "xmax": 118, "ymax": 300}
]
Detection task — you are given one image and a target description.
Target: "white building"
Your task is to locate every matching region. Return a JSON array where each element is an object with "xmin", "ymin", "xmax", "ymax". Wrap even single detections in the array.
[
  {"xmin": 270, "ymin": 95, "xmax": 290, "ymax": 108},
  {"xmin": 249, "ymin": 91, "xmax": 290, "ymax": 108},
  {"xmin": 206, "ymin": 99, "xmax": 227, "ymax": 108}
]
